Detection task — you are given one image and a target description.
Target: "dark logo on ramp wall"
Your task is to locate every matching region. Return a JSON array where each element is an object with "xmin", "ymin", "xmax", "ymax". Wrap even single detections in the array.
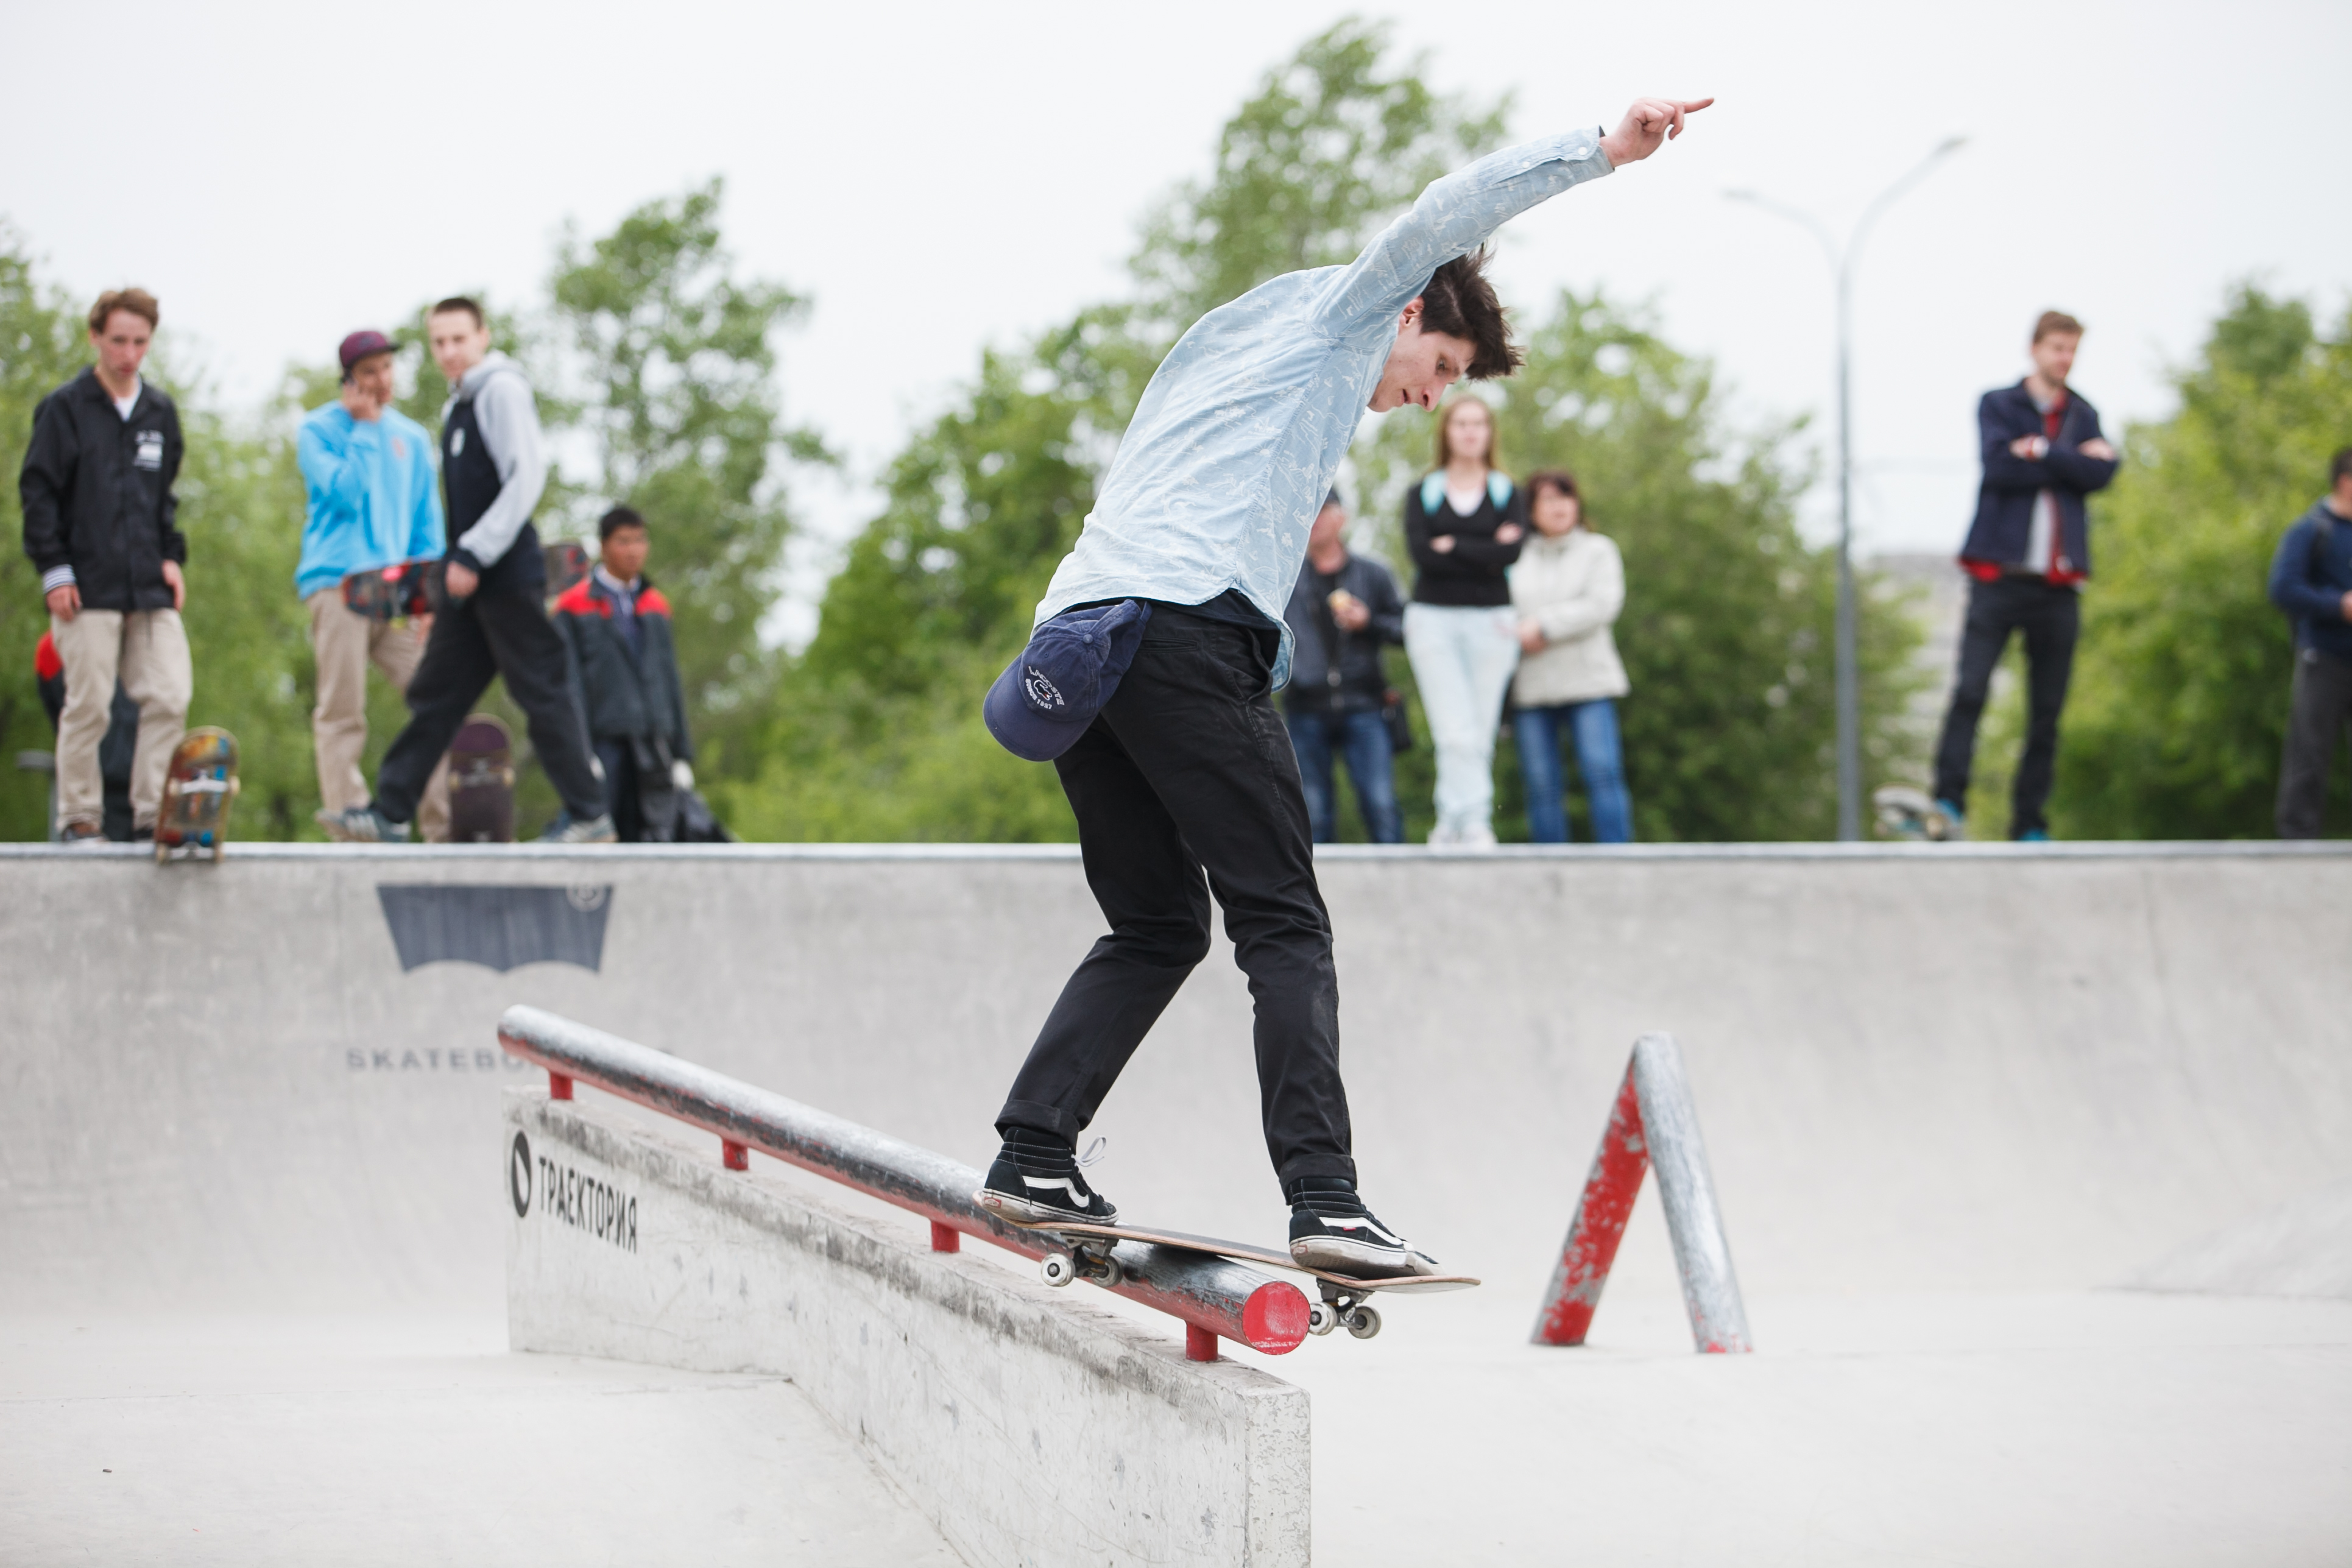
[
  {"xmin": 510, "ymin": 1132, "xmax": 534, "ymax": 1216},
  {"xmin": 511, "ymin": 1134, "xmax": 638, "ymax": 1254},
  {"xmin": 377, "ymin": 885, "xmax": 613, "ymax": 973}
]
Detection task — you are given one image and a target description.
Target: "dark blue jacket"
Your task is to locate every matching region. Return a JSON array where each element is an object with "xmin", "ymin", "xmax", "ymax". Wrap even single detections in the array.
[
  {"xmin": 1959, "ymin": 380, "xmax": 2119, "ymax": 578},
  {"xmin": 1282, "ymin": 550, "xmax": 1405, "ymax": 713},
  {"xmin": 2267, "ymin": 500, "xmax": 2352, "ymax": 663}
]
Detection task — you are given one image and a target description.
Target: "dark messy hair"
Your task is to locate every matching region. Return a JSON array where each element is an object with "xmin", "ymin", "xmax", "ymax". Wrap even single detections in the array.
[
  {"xmin": 598, "ymin": 505, "xmax": 648, "ymax": 542},
  {"xmin": 2331, "ymin": 448, "xmax": 2352, "ymax": 488},
  {"xmin": 429, "ymin": 295, "xmax": 486, "ymax": 329},
  {"xmin": 1526, "ymin": 470, "xmax": 1580, "ymax": 506},
  {"xmin": 1418, "ymin": 249, "xmax": 1520, "ymax": 381}
]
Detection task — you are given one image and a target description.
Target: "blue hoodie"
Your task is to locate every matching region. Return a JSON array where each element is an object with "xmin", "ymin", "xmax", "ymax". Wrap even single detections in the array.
[{"xmin": 294, "ymin": 402, "xmax": 445, "ymax": 599}]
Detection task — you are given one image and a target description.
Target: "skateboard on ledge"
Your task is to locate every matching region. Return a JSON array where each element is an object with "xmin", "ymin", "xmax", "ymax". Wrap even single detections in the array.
[
  {"xmin": 341, "ymin": 557, "xmax": 442, "ymax": 623},
  {"xmin": 981, "ymin": 1204, "xmax": 1479, "ymax": 1340},
  {"xmin": 155, "ymin": 727, "xmax": 239, "ymax": 863},
  {"xmin": 542, "ymin": 540, "xmax": 590, "ymax": 599},
  {"xmin": 1873, "ymin": 784, "xmax": 1958, "ymax": 841}
]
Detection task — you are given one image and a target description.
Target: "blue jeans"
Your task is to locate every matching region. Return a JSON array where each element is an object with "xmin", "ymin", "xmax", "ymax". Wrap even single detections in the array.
[
  {"xmin": 1513, "ymin": 699, "xmax": 1633, "ymax": 843},
  {"xmin": 1284, "ymin": 707, "xmax": 1404, "ymax": 844}
]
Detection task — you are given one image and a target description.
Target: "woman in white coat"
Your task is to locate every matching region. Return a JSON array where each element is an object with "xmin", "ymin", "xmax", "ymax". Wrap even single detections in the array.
[{"xmin": 1508, "ymin": 470, "xmax": 1633, "ymax": 842}]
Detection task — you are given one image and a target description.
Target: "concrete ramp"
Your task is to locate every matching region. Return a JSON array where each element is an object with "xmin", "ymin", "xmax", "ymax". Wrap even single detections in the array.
[
  {"xmin": 2128, "ymin": 1179, "xmax": 2352, "ymax": 1299},
  {"xmin": 5, "ymin": 841, "xmax": 2351, "ymax": 1562}
]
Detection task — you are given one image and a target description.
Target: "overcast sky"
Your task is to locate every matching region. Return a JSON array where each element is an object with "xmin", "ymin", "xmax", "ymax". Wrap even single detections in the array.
[{"xmin": 5, "ymin": 0, "xmax": 2347, "ymax": 638}]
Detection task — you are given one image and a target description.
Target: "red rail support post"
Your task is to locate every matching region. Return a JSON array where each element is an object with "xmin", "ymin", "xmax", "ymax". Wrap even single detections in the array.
[
  {"xmin": 721, "ymin": 1139, "xmax": 749, "ymax": 1171},
  {"xmin": 1186, "ymin": 1324, "xmax": 1219, "ymax": 1362},
  {"xmin": 1532, "ymin": 1033, "xmax": 1752, "ymax": 1354},
  {"xmin": 930, "ymin": 1221, "xmax": 961, "ymax": 1253},
  {"xmin": 548, "ymin": 1072, "xmax": 573, "ymax": 1101}
]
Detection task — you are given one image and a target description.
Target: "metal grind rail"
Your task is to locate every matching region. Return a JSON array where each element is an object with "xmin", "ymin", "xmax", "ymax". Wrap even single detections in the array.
[{"xmin": 496, "ymin": 1005, "xmax": 1309, "ymax": 1359}]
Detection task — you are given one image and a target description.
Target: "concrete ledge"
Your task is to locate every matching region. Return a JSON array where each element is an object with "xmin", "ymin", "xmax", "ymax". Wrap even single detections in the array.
[{"xmin": 504, "ymin": 1090, "xmax": 1310, "ymax": 1567}]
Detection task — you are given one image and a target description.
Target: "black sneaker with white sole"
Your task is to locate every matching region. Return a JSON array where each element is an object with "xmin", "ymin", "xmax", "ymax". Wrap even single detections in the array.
[
  {"xmin": 976, "ymin": 1128, "xmax": 1118, "ymax": 1225},
  {"xmin": 1287, "ymin": 1176, "xmax": 1439, "ymax": 1278}
]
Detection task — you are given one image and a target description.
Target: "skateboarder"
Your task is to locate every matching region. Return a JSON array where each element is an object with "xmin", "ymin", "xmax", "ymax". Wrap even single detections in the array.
[
  {"xmin": 298, "ymin": 330, "xmax": 450, "ymax": 842},
  {"xmin": 19, "ymin": 288, "xmax": 192, "ymax": 846},
  {"xmin": 976, "ymin": 97, "xmax": 1711, "ymax": 1277},
  {"xmin": 320, "ymin": 298, "xmax": 614, "ymax": 844}
]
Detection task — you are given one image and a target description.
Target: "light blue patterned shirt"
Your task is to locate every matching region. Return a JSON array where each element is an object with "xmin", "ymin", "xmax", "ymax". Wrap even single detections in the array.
[{"xmin": 1035, "ymin": 127, "xmax": 1615, "ymax": 686}]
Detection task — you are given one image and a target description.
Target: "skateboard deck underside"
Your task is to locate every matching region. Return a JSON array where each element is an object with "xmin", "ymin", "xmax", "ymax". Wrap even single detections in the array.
[
  {"xmin": 157, "ymin": 728, "xmax": 239, "ymax": 858},
  {"xmin": 447, "ymin": 716, "xmax": 516, "ymax": 843}
]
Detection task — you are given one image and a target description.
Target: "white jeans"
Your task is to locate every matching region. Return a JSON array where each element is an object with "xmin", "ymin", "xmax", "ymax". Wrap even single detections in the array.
[
  {"xmin": 50, "ymin": 606, "xmax": 191, "ymax": 831},
  {"xmin": 1404, "ymin": 602, "xmax": 1520, "ymax": 841}
]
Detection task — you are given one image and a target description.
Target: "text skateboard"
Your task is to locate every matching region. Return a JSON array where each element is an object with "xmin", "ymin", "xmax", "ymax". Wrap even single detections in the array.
[
  {"xmin": 543, "ymin": 540, "xmax": 590, "ymax": 598},
  {"xmin": 1873, "ymin": 784, "xmax": 1958, "ymax": 841},
  {"xmin": 342, "ymin": 557, "xmax": 441, "ymax": 622},
  {"xmin": 155, "ymin": 727, "xmax": 239, "ymax": 863},
  {"xmin": 447, "ymin": 714, "xmax": 516, "ymax": 842},
  {"xmin": 986, "ymin": 1208, "xmax": 1479, "ymax": 1340}
]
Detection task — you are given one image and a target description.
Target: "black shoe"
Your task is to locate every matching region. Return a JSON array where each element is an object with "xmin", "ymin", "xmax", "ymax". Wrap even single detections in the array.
[
  {"xmin": 976, "ymin": 1128, "xmax": 1117, "ymax": 1224},
  {"xmin": 1287, "ymin": 1176, "xmax": 1439, "ymax": 1278}
]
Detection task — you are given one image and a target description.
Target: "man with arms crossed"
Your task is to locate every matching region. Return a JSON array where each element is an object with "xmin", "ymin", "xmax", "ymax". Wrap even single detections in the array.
[
  {"xmin": 321, "ymin": 299, "xmax": 613, "ymax": 844},
  {"xmin": 976, "ymin": 98, "xmax": 1709, "ymax": 1277},
  {"xmin": 2268, "ymin": 448, "xmax": 2352, "ymax": 838},
  {"xmin": 1931, "ymin": 311, "xmax": 2119, "ymax": 841},
  {"xmin": 299, "ymin": 330, "xmax": 451, "ymax": 841},
  {"xmin": 20, "ymin": 288, "xmax": 192, "ymax": 845}
]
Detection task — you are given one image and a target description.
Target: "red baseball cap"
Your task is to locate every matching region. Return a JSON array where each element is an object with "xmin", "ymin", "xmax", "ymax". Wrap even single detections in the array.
[{"xmin": 338, "ymin": 330, "xmax": 396, "ymax": 372}]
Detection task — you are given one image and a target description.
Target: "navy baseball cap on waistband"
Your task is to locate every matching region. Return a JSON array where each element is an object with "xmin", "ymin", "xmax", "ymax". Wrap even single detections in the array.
[
  {"xmin": 338, "ymin": 330, "xmax": 396, "ymax": 371},
  {"xmin": 983, "ymin": 599, "xmax": 1154, "ymax": 761}
]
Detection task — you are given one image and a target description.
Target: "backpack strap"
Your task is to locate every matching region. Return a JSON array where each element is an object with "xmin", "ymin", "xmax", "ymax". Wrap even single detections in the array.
[{"xmin": 1487, "ymin": 471, "xmax": 1514, "ymax": 510}]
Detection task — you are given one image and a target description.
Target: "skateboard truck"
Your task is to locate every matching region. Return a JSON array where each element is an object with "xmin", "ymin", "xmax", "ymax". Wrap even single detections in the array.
[
  {"xmin": 1307, "ymin": 1285, "xmax": 1382, "ymax": 1340},
  {"xmin": 1037, "ymin": 1242, "xmax": 1125, "ymax": 1291}
]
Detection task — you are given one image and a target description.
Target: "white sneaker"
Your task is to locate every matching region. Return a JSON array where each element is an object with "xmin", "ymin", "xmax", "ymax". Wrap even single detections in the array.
[
  {"xmin": 1426, "ymin": 822, "xmax": 1460, "ymax": 847},
  {"xmin": 1458, "ymin": 822, "xmax": 1498, "ymax": 849}
]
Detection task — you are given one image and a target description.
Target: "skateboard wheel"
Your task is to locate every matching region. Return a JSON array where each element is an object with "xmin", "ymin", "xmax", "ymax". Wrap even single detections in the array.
[
  {"xmin": 1089, "ymin": 1254, "xmax": 1125, "ymax": 1290},
  {"xmin": 1344, "ymin": 1305, "xmax": 1382, "ymax": 1340},
  {"xmin": 1039, "ymin": 1252, "xmax": 1076, "ymax": 1288},
  {"xmin": 1307, "ymin": 1302, "xmax": 1338, "ymax": 1336}
]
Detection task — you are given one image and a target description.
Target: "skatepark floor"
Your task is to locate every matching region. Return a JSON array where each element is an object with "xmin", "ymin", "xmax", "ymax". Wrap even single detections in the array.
[
  {"xmin": 8, "ymin": 1282, "xmax": 2346, "ymax": 1567},
  {"xmin": 0, "ymin": 1313, "xmax": 964, "ymax": 1567}
]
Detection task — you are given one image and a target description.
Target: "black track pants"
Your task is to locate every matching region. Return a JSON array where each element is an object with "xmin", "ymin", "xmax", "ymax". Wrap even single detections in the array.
[
  {"xmin": 374, "ymin": 587, "xmax": 603, "ymax": 824},
  {"xmin": 994, "ymin": 607, "xmax": 1356, "ymax": 1189},
  {"xmin": 1932, "ymin": 574, "xmax": 2080, "ymax": 837}
]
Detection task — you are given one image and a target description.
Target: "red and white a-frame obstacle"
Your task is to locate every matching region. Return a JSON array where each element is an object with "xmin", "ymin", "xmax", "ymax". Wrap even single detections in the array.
[{"xmin": 1531, "ymin": 1033, "xmax": 1753, "ymax": 1354}]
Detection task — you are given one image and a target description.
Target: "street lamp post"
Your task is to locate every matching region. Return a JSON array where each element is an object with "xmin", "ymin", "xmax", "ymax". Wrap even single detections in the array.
[{"xmin": 1728, "ymin": 136, "xmax": 1965, "ymax": 841}]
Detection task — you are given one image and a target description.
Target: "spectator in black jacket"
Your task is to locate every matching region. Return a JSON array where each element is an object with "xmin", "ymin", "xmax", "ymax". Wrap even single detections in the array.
[
  {"xmin": 1282, "ymin": 489, "xmax": 1407, "ymax": 843},
  {"xmin": 1930, "ymin": 311, "xmax": 2121, "ymax": 841},
  {"xmin": 1402, "ymin": 396, "xmax": 1525, "ymax": 846},
  {"xmin": 555, "ymin": 506, "xmax": 694, "ymax": 841},
  {"xmin": 19, "ymin": 288, "xmax": 192, "ymax": 844},
  {"xmin": 2268, "ymin": 447, "xmax": 2352, "ymax": 838}
]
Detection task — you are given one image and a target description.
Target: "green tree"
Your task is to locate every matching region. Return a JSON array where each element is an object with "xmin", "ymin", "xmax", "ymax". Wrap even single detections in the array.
[
  {"xmin": 1133, "ymin": 16, "xmax": 1506, "ymax": 329},
  {"xmin": 0, "ymin": 229, "xmax": 94, "ymax": 839},
  {"xmin": 548, "ymin": 180, "xmax": 820, "ymax": 778},
  {"xmin": 748, "ymin": 19, "xmax": 1510, "ymax": 841},
  {"xmin": 1352, "ymin": 291, "xmax": 1923, "ymax": 841},
  {"xmin": 2041, "ymin": 286, "xmax": 2352, "ymax": 838}
]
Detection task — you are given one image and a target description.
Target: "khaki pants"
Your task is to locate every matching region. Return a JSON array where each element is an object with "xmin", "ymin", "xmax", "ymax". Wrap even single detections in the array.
[
  {"xmin": 51, "ymin": 606, "xmax": 192, "ymax": 832},
  {"xmin": 308, "ymin": 590, "xmax": 449, "ymax": 842}
]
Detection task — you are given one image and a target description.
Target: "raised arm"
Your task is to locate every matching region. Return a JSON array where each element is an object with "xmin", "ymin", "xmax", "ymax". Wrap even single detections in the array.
[{"xmin": 1314, "ymin": 98, "xmax": 1711, "ymax": 333}]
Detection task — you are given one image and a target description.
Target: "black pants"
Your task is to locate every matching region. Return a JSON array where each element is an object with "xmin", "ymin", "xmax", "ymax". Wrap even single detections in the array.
[
  {"xmin": 595, "ymin": 739, "xmax": 645, "ymax": 842},
  {"xmin": 375, "ymin": 587, "xmax": 603, "ymax": 824},
  {"xmin": 1933, "ymin": 576, "xmax": 2080, "ymax": 838},
  {"xmin": 2277, "ymin": 647, "xmax": 2352, "ymax": 838},
  {"xmin": 995, "ymin": 608, "xmax": 1355, "ymax": 1189}
]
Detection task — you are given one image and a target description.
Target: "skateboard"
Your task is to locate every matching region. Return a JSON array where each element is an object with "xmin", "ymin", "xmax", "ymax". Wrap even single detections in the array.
[
  {"xmin": 1873, "ymin": 784, "xmax": 1958, "ymax": 841},
  {"xmin": 543, "ymin": 540, "xmax": 590, "ymax": 598},
  {"xmin": 985, "ymin": 1207, "xmax": 1480, "ymax": 1340},
  {"xmin": 155, "ymin": 727, "xmax": 239, "ymax": 863},
  {"xmin": 341, "ymin": 557, "xmax": 441, "ymax": 622},
  {"xmin": 447, "ymin": 715, "xmax": 517, "ymax": 842}
]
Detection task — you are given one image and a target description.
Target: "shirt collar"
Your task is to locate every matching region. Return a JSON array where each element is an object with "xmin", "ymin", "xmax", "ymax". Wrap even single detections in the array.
[{"xmin": 593, "ymin": 563, "xmax": 640, "ymax": 598}]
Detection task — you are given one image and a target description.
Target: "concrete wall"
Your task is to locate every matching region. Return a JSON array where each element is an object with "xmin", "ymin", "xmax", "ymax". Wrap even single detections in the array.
[
  {"xmin": 507, "ymin": 1090, "xmax": 1309, "ymax": 1568},
  {"xmin": 7, "ymin": 842, "xmax": 2350, "ymax": 1318}
]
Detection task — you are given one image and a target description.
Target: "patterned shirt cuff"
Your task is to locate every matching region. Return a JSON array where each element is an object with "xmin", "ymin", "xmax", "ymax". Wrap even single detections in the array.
[{"xmin": 41, "ymin": 565, "xmax": 76, "ymax": 593}]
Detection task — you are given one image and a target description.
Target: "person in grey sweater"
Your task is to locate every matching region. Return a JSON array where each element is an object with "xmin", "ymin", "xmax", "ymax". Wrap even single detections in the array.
[{"xmin": 1508, "ymin": 470, "xmax": 1633, "ymax": 842}]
